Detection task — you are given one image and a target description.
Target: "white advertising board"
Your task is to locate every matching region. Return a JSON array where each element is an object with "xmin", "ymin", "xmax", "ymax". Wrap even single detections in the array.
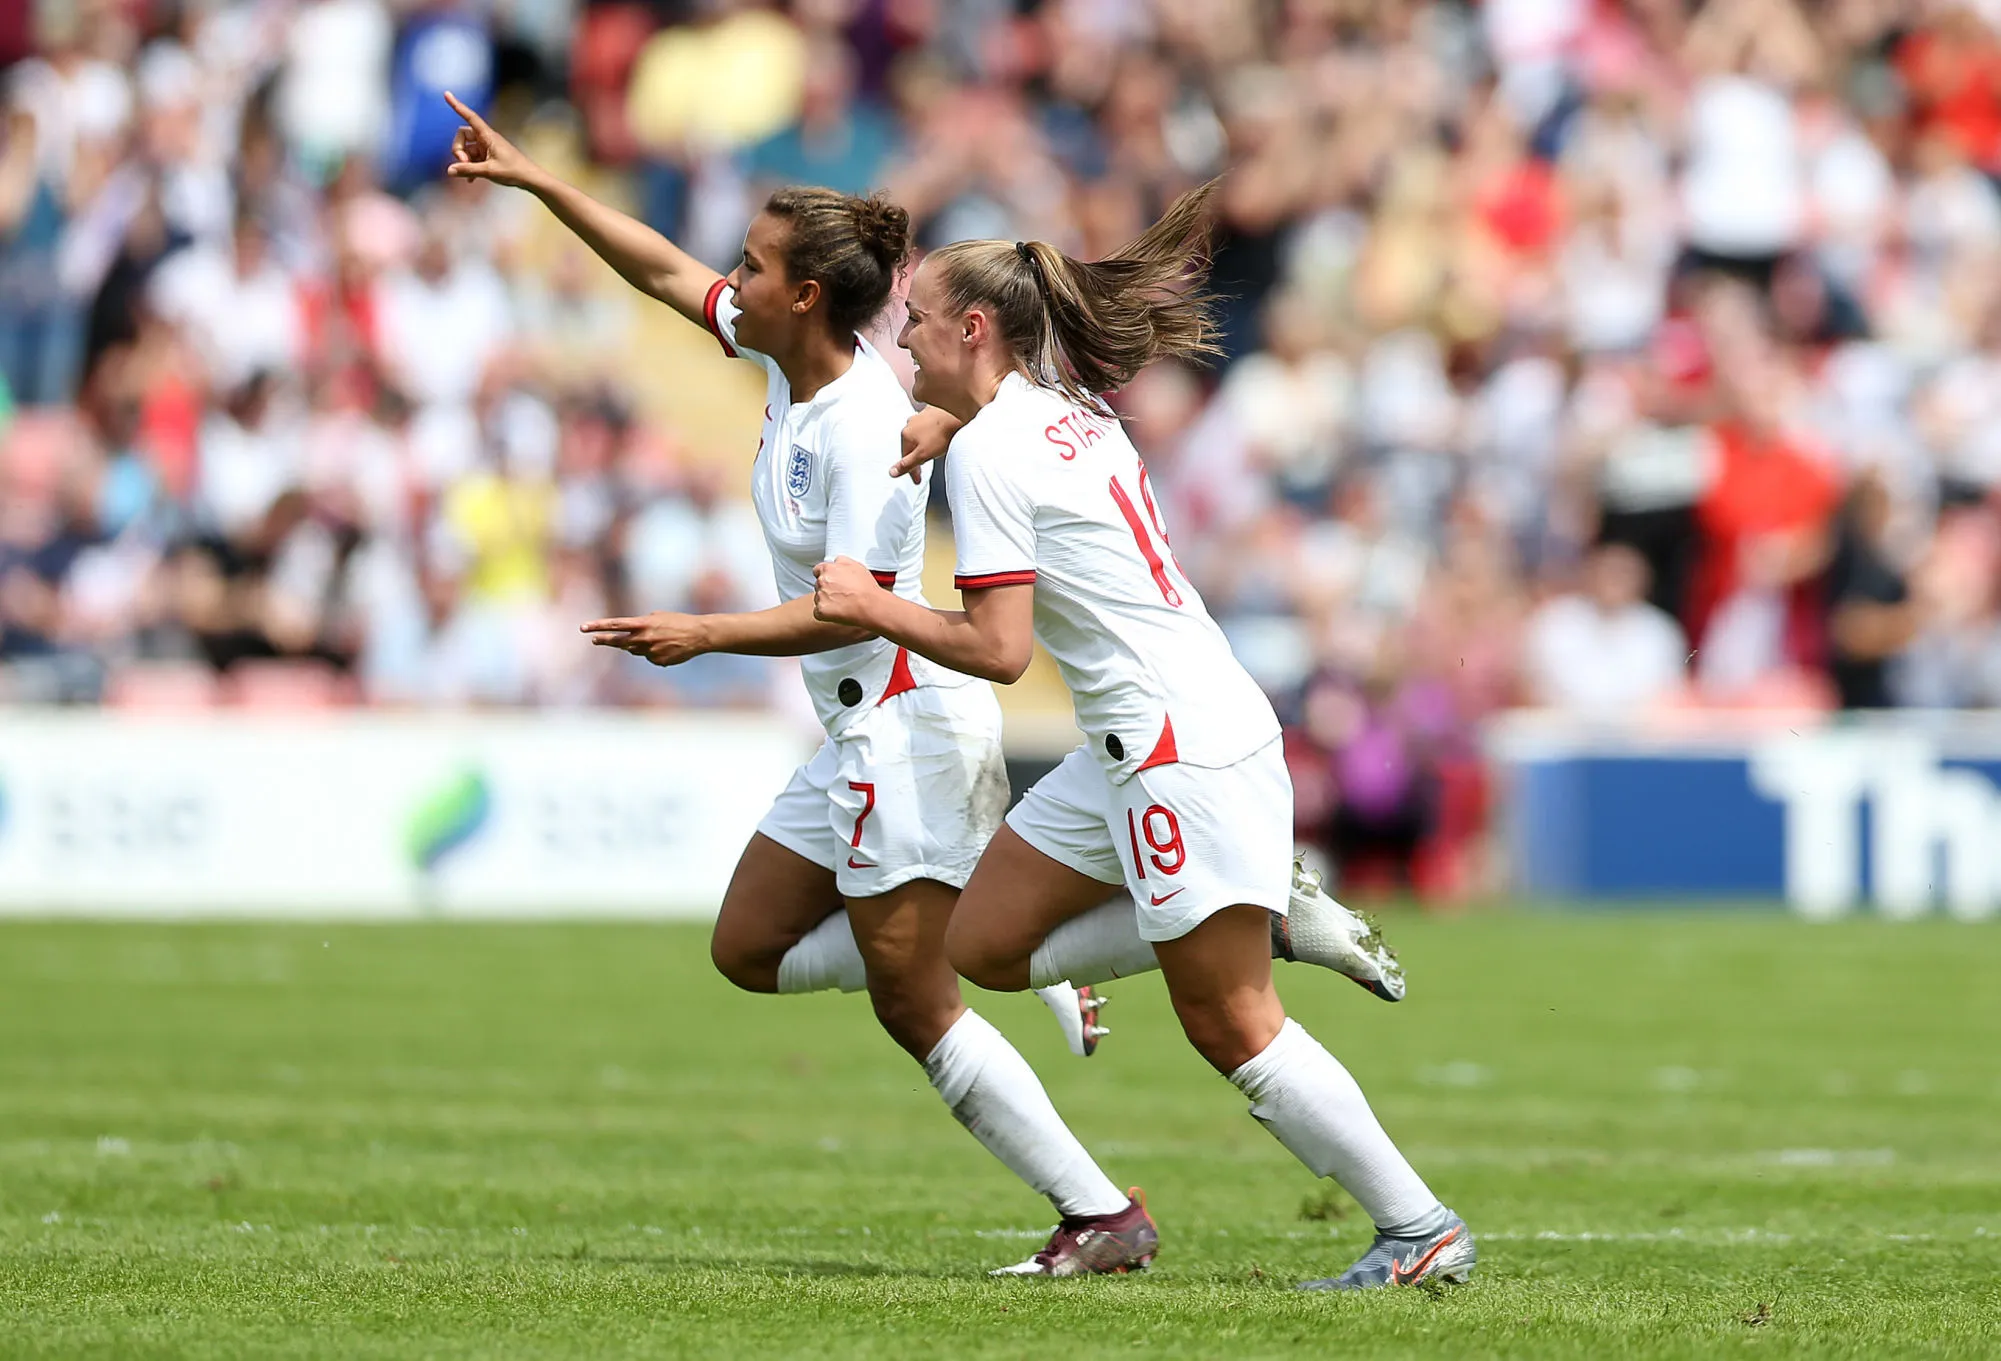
[{"xmin": 0, "ymin": 712, "xmax": 816, "ymax": 918}]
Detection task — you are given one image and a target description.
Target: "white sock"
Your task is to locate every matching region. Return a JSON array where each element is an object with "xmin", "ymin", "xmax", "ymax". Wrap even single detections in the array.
[
  {"xmin": 775, "ymin": 910, "xmax": 867, "ymax": 994},
  {"xmin": 924, "ymin": 1009, "xmax": 1129, "ymax": 1219},
  {"xmin": 1028, "ymin": 899, "xmax": 1160, "ymax": 988},
  {"xmin": 1029, "ymin": 897, "xmax": 1298, "ymax": 988},
  {"xmin": 1229, "ymin": 1018, "xmax": 1448, "ymax": 1238}
]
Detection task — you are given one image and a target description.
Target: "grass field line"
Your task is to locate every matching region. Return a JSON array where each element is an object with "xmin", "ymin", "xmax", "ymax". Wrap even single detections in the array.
[
  {"xmin": 2, "ymin": 1133, "xmax": 1972, "ymax": 1180},
  {"xmin": 9, "ymin": 1216, "xmax": 1993, "ymax": 1247}
]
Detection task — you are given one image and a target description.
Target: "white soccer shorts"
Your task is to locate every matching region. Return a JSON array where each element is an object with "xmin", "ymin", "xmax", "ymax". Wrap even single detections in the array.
[
  {"xmin": 1005, "ymin": 736, "xmax": 1294, "ymax": 942},
  {"xmin": 757, "ymin": 682, "xmax": 1008, "ymax": 899}
]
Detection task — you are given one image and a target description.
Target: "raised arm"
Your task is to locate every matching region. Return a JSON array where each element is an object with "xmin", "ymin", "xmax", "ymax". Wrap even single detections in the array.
[{"xmin": 444, "ymin": 91, "xmax": 721, "ymax": 327}]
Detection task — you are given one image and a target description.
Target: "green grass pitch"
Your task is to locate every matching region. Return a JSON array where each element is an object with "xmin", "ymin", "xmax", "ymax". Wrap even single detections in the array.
[{"xmin": 2, "ymin": 912, "xmax": 1997, "ymax": 1359}]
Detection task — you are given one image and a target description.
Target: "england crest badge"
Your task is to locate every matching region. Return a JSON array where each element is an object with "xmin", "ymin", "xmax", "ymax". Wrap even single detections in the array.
[{"xmin": 785, "ymin": 445, "xmax": 812, "ymax": 497}]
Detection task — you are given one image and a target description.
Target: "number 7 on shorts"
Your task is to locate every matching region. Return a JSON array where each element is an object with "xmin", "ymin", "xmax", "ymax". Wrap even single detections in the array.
[{"xmin": 846, "ymin": 780, "xmax": 876, "ymax": 870}]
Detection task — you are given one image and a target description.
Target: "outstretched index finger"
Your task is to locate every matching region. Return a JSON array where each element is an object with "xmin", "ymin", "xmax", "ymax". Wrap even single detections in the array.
[{"xmin": 443, "ymin": 91, "xmax": 491, "ymax": 135}]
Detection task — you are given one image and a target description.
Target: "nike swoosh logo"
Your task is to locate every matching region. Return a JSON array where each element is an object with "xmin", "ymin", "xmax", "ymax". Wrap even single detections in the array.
[
  {"xmin": 847, "ymin": 857, "xmax": 876, "ymax": 870},
  {"xmin": 1148, "ymin": 889, "xmax": 1185, "ymax": 906},
  {"xmin": 1390, "ymin": 1227, "xmax": 1460, "ymax": 1285}
]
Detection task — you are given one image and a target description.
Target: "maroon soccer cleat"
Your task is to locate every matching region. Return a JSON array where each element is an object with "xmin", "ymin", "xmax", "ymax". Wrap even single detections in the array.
[{"xmin": 989, "ymin": 1189, "xmax": 1158, "ymax": 1276}]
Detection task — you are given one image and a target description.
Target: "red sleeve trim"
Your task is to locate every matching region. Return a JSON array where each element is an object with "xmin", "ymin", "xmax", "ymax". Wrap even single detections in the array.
[
  {"xmin": 870, "ymin": 569, "xmax": 897, "ymax": 589},
  {"xmin": 955, "ymin": 569, "xmax": 1038, "ymax": 590},
  {"xmin": 702, "ymin": 277, "xmax": 738, "ymax": 359}
]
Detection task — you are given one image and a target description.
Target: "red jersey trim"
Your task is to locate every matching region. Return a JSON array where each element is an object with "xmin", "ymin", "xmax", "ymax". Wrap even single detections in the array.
[
  {"xmin": 876, "ymin": 647, "xmax": 917, "ymax": 706},
  {"xmin": 870, "ymin": 569, "xmax": 897, "ymax": 589},
  {"xmin": 955, "ymin": 569, "xmax": 1038, "ymax": 590},
  {"xmin": 702, "ymin": 278, "xmax": 738, "ymax": 359},
  {"xmin": 1136, "ymin": 715, "xmax": 1179, "ymax": 771}
]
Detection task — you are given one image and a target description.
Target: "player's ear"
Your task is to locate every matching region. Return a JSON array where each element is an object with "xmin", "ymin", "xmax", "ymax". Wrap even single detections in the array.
[
  {"xmin": 962, "ymin": 306, "xmax": 987, "ymax": 347},
  {"xmin": 793, "ymin": 277, "xmax": 822, "ymax": 316}
]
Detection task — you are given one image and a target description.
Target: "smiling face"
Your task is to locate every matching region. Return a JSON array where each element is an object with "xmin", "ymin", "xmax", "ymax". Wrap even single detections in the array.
[
  {"xmin": 724, "ymin": 212, "xmax": 812, "ymax": 357},
  {"xmin": 898, "ymin": 258, "xmax": 977, "ymax": 412}
]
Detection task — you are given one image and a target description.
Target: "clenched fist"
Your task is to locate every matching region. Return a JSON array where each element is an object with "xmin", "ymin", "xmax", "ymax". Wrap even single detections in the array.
[{"xmin": 812, "ymin": 557, "xmax": 882, "ymax": 629}]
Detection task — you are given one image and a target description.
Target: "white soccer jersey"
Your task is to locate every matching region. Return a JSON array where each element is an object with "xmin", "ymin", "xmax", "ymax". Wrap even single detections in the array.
[
  {"xmin": 946, "ymin": 372, "xmax": 1280, "ymax": 782},
  {"xmin": 702, "ymin": 280, "xmax": 971, "ymax": 734}
]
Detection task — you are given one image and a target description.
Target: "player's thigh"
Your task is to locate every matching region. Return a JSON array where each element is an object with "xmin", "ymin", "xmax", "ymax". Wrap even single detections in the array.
[
  {"xmin": 948, "ymin": 750, "xmax": 1126, "ymax": 989},
  {"xmin": 1151, "ymin": 905, "xmax": 1287, "ymax": 1074},
  {"xmin": 843, "ymin": 876, "xmax": 964, "ymax": 1057},
  {"xmin": 711, "ymin": 833, "xmax": 844, "ymax": 990},
  {"xmin": 844, "ymin": 876, "xmax": 960, "ymax": 989},
  {"xmin": 712, "ymin": 748, "xmax": 845, "ymax": 991}
]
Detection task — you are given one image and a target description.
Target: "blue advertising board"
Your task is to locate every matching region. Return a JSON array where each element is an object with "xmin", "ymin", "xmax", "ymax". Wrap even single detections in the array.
[{"xmin": 1488, "ymin": 714, "xmax": 2001, "ymax": 919}]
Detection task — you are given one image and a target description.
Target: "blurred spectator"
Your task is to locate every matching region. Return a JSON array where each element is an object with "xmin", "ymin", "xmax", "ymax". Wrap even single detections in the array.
[
  {"xmin": 374, "ymin": 210, "xmax": 514, "ymax": 485},
  {"xmin": 1525, "ymin": 542, "xmax": 1688, "ymax": 713},
  {"xmin": 1685, "ymin": 287, "xmax": 1842, "ymax": 701},
  {"xmin": 0, "ymin": 106, "xmax": 80, "ymax": 405},
  {"xmin": 148, "ymin": 209, "xmax": 304, "ymax": 392},
  {"xmin": 1824, "ymin": 472, "xmax": 1919, "ymax": 709},
  {"xmin": 1899, "ymin": 506, "xmax": 2001, "ymax": 706},
  {"xmin": 195, "ymin": 370, "xmax": 296, "ymax": 541},
  {"xmin": 745, "ymin": 32, "xmax": 896, "ymax": 196},
  {"xmin": 626, "ymin": 0, "xmax": 806, "ymax": 249},
  {"xmin": 382, "ymin": 0, "xmax": 493, "ymax": 194},
  {"xmin": 279, "ymin": 0, "xmax": 395, "ymax": 181},
  {"xmin": 1217, "ymin": 291, "xmax": 1351, "ymax": 508},
  {"xmin": 622, "ymin": 460, "xmax": 771, "ymax": 619}
]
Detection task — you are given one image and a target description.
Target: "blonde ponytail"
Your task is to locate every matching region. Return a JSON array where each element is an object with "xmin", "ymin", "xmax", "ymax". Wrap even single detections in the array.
[{"xmin": 929, "ymin": 178, "xmax": 1224, "ymax": 402}]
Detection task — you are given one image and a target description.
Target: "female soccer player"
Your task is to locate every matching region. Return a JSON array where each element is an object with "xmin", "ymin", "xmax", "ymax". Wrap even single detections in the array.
[
  {"xmin": 812, "ymin": 181, "xmax": 1475, "ymax": 1289},
  {"xmin": 440, "ymin": 94, "xmax": 1156, "ymax": 1273}
]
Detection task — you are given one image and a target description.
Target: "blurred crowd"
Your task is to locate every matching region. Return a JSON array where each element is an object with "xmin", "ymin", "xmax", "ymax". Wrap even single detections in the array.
[{"xmin": 8, "ymin": 0, "xmax": 2001, "ymax": 888}]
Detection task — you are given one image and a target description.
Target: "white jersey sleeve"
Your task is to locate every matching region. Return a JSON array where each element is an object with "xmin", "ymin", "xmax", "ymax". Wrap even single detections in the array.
[
  {"xmin": 823, "ymin": 406, "xmax": 917, "ymax": 587},
  {"xmin": 945, "ymin": 427, "xmax": 1040, "ymax": 590},
  {"xmin": 700, "ymin": 279, "xmax": 776, "ymax": 372}
]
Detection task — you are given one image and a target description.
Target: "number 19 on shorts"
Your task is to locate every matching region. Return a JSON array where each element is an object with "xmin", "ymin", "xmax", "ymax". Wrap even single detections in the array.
[{"xmin": 1126, "ymin": 804, "xmax": 1185, "ymax": 879}]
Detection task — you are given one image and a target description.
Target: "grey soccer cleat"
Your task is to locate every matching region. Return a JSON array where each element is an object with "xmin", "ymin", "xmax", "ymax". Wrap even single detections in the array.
[
  {"xmin": 1270, "ymin": 857, "xmax": 1406, "ymax": 1002},
  {"xmin": 1297, "ymin": 1212, "xmax": 1475, "ymax": 1291},
  {"xmin": 1036, "ymin": 982, "xmax": 1110, "ymax": 1057},
  {"xmin": 991, "ymin": 1189, "xmax": 1158, "ymax": 1277}
]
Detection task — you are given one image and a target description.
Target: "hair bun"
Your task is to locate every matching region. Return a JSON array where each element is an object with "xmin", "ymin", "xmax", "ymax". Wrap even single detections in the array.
[{"xmin": 851, "ymin": 193, "xmax": 912, "ymax": 270}]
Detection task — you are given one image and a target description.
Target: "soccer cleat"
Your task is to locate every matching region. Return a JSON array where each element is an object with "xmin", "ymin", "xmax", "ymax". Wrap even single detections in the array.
[
  {"xmin": 990, "ymin": 1189, "xmax": 1158, "ymax": 1277},
  {"xmin": 1271, "ymin": 857, "xmax": 1406, "ymax": 1002},
  {"xmin": 1296, "ymin": 1212, "xmax": 1475, "ymax": 1291},
  {"xmin": 1036, "ymin": 982, "xmax": 1110, "ymax": 1057}
]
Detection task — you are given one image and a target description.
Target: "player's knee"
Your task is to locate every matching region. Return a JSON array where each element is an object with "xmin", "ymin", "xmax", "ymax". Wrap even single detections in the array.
[
  {"xmin": 864, "ymin": 974, "xmax": 957, "ymax": 1058},
  {"xmin": 1170, "ymin": 996, "xmax": 1278, "ymax": 1075},
  {"xmin": 709, "ymin": 926, "xmax": 781, "ymax": 994},
  {"xmin": 943, "ymin": 922, "xmax": 1016, "ymax": 992}
]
